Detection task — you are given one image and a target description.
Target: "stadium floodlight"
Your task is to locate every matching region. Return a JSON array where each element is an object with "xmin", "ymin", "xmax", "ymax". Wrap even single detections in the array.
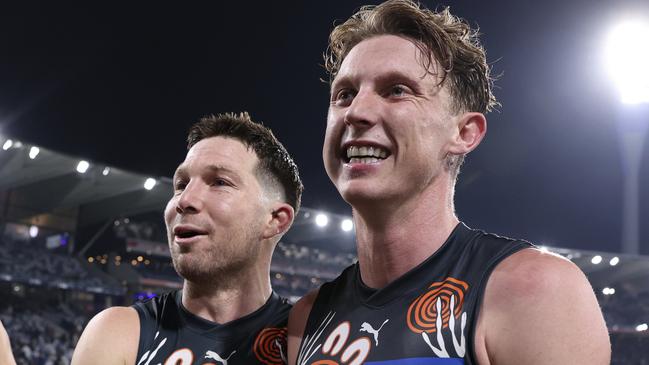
[
  {"xmin": 604, "ymin": 19, "xmax": 649, "ymax": 104},
  {"xmin": 602, "ymin": 287, "xmax": 616, "ymax": 295},
  {"xmin": 341, "ymin": 218, "xmax": 354, "ymax": 232},
  {"xmin": 28, "ymin": 225, "xmax": 38, "ymax": 238},
  {"xmin": 102, "ymin": 167, "xmax": 110, "ymax": 176},
  {"xmin": 2, "ymin": 139, "xmax": 12, "ymax": 150},
  {"xmin": 76, "ymin": 160, "xmax": 90, "ymax": 174},
  {"xmin": 609, "ymin": 256, "xmax": 620, "ymax": 266},
  {"xmin": 28, "ymin": 146, "xmax": 40, "ymax": 159},
  {"xmin": 144, "ymin": 178, "xmax": 157, "ymax": 190},
  {"xmin": 591, "ymin": 255, "xmax": 603, "ymax": 264},
  {"xmin": 636, "ymin": 323, "xmax": 648, "ymax": 332},
  {"xmin": 315, "ymin": 213, "xmax": 329, "ymax": 227}
]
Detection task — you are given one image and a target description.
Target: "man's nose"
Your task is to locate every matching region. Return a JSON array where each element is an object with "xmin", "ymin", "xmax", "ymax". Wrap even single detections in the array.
[
  {"xmin": 344, "ymin": 89, "xmax": 381, "ymax": 130},
  {"xmin": 175, "ymin": 181, "xmax": 202, "ymax": 214}
]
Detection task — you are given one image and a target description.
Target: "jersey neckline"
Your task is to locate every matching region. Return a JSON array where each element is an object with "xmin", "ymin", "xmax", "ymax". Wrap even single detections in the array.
[
  {"xmin": 353, "ymin": 222, "xmax": 476, "ymax": 307},
  {"xmin": 175, "ymin": 290, "xmax": 283, "ymax": 340}
]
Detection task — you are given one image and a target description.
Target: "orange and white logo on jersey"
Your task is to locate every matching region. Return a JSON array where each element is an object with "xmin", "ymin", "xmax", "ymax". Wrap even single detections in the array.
[
  {"xmin": 407, "ymin": 277, "xmax": 469, "ymax": 358},
  {"xmin": 407, "ymin": 277, "xmax": 468, "ymax": 334},
  {"xmin": 253, "ymin": 327, "xmax": 287, "ymax": 365},
  {"xmin": 297, "ymin": 312, "xmax": 373, "ymax": 365}
]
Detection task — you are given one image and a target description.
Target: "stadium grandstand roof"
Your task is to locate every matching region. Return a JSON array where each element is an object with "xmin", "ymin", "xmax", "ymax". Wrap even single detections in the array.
[
  {"xmin": 0, "ymin": 138, "xmax": 172, "ymax": 231},
  {"xmin": 0, "ymin": 136, "xmax": 356, "ymax": 250}
]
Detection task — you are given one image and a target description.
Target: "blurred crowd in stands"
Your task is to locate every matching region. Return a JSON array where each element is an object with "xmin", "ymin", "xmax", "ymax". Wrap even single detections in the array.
[
  {"xmin": 0, "ymin": 235, "xmax": 648, "ymax": 364},
  {"xmin": 599, "ymin": 283, "xmax": 649, "ymax": 330},
  {"xmin": 0, "ymin": 239, "xmax": 123, "ymax": 295},
  {"xmin": 0, "ymin": 288, "xmax": 89, "ymax": 365}
]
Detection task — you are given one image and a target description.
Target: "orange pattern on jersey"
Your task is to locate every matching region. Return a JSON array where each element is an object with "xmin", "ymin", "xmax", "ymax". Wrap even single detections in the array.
[
  {"xmin": 407, "ymin": 277, "xmax": 469, "ymax": 334},
  {"xmin": 253, "ymin": 327, "xmax": 287, "ymax": 365}
]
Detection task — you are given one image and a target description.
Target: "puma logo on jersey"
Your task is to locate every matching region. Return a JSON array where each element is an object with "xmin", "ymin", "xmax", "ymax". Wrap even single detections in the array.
[
  {"xmin": 204, "ymin": 350, "xmax": 236, "ymax": 365},
  {"xmin": 359, "ymin": 319, "xmax": 389, "ymax": 346}
]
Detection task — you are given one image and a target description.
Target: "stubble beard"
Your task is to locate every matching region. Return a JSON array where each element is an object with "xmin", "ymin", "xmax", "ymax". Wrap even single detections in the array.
[{"xmin": 169, "ymin": 232, "xmax": 262, "ymax": 287}]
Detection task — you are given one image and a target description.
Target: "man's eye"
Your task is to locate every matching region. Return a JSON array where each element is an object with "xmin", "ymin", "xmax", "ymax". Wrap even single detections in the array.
[
  {"xmin": 212, "ymin": 179, "xmax": 228, "ymax": 187},
  {"xmin": 390, "ymin": 85, "xmax": 406, "ymax": 97},
  {"xmin": 174, "ymin": 181, "xmax": 187, "ymax": 191},
  {"xmin": 334, "ymin": 89, "xmax": 355, "ymax": 105}
]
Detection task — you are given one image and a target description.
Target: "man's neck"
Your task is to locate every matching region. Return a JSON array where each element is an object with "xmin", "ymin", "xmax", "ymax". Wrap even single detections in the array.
[
  {"xmin": 181, "ymin": 264, "xmax": 272, "ymax": 324},
  {"xmin": 353, "ymin": 184, "xmax": 459, "ymax": 289}
]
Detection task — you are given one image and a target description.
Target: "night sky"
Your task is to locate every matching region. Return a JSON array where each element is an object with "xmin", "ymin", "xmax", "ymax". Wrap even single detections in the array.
[{"xmin": 1, "ymin": 0, "xmax": 648, "ymax": 254}]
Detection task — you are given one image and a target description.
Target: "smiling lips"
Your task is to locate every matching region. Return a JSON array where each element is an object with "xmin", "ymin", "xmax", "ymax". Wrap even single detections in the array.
[{"xmin": 344, "ymin": 144, "xmax": 390, "ymax": 164}]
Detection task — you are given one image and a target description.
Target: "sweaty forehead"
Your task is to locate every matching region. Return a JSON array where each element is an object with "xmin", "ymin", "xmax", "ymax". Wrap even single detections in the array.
[
  {"xmin": 335, "ymin": 34, "xmax": 439, "ymax": 85},
  {"xmin": 180, "ymin": 136, "xmax": 258, "ymax": 175}
]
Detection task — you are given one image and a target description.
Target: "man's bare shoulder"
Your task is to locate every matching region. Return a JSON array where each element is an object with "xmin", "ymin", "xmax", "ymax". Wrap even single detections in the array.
[
  {"xmin": 287, "ymin": 289, "xmax": 320, "ymax": 365},
  {"xmin": 72, "ymin": 306, "xmax": 140, "ymax": 365},
  {"xmin": 479, "ymin": 248, "xmax": 610, "ymax": 365},
  {"xmin": 487, "ymin": 248, "xmax": 578, "ymax": 300}
]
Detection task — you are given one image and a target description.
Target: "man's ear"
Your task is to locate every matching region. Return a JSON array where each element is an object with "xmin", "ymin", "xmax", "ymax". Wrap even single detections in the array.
[
  {"xmin": 262, "ymin": 203, "xmax": 295, "ymax": 240},
  {"xmin": 447, "ymin": 112, "xmax": 487, "ymax": 155}
]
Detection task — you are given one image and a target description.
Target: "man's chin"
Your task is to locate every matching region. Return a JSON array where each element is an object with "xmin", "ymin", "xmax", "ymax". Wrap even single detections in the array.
[
  {"xmin": 172, "ymin": 258, "xmax": 211, "ymax": 282},
  {"xmin": 339, "ymin": 185, "xmax": 384, "ymax": 206},
  {"xmin": 172, "ymin": 257, "xmax": 252, "ymax": 284}
]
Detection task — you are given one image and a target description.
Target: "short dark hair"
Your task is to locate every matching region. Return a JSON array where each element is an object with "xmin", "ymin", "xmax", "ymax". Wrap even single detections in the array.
[
  {"xmin": 187, "ymin": 112, "xmax": 303, "ymax": 213},
  {"xmin": 325, "ymin": 0, "xmax": 498, "ymax": 114}
]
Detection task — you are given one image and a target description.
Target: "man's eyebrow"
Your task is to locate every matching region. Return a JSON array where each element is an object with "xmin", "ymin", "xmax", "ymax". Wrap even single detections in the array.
[
  {"xmin": 331, "ymin": 75, "xmax": 352, "ymax": 92},
  {"xmin": 375, "ymin": 70, "xmax": 422, "ymax": 85},
  {"xmin": 204, "ymin": 164, "xmax": 240, "ymax": 178},
  {"xmin": 173, "ymin": 164, "xmax": 241, "ymax": 180},
  {"xmin": 173, "ymin": 165, "xmax": 187, "ymax": 180},
  {"xmin": 331, "ymin": 70, "xmax": 423, "ymax": 92}
]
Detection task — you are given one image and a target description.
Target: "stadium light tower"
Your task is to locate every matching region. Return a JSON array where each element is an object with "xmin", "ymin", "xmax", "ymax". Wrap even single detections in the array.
[{"xmin": 604, "ymin": 18, "xmax": 649, "ymax": 254}]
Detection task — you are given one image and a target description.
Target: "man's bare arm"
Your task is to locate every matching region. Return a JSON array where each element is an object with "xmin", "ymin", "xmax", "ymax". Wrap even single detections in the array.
[
  {"xmin": 71, "ymin": 306, "xmax": 140, "ymax": 365},
  {"xmin": 287, "ymin": 289, "xmax": 319, "ymax": 365},
  {"xmin": 0, "ymin": 320, "xmax": 16, "ymax": 365},
  {"xmin": 481, "ymin": 249, "xmax": 610, "ymax": 365}
]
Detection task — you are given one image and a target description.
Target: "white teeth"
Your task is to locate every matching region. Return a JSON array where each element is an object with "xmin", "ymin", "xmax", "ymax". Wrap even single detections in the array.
[
  {"xmin": 359, "ymin": 146, "xmax": 368, "ymax": 156},
  {"xmin": 346, "ymin": 145, "xmax": 389, "ymax": 159},
  {"xmin": 349, "ymin": 157, "xmax": 379, "ymax": 164}
]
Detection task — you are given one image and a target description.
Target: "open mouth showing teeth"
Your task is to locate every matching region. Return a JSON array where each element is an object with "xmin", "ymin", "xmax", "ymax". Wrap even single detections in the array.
[{"xmin": 345, "ymin": 146, "xmax": 389, "ymax": 163}]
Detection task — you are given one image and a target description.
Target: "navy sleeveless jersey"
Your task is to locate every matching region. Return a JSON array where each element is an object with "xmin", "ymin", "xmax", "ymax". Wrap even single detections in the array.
[
  {"xmin": 133, "ymin": 290, "xmax": 291, "ymax": 365},
  {"xmin": 297, "ymin": 223, "xmax": 533, "ymax": 365}
]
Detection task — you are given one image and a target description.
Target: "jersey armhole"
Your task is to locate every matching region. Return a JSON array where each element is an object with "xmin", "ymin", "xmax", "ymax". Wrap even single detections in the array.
[
  {"xmin": 132, "ymin": 302, "xmax": 157, "ymax": 361},
  {"xmin": 467, "ymin": 242, "xmax": 534, "ymax": 363}
]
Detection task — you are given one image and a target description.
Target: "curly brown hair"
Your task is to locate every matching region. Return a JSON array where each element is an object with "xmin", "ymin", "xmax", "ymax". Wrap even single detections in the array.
[
  {"xmin": 187, "ymin": 112, "xmax": 303, "ymax": 213},
  {"xmin": 325, "ymin": 0, "xmax": 498, "ymax": 114}
]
